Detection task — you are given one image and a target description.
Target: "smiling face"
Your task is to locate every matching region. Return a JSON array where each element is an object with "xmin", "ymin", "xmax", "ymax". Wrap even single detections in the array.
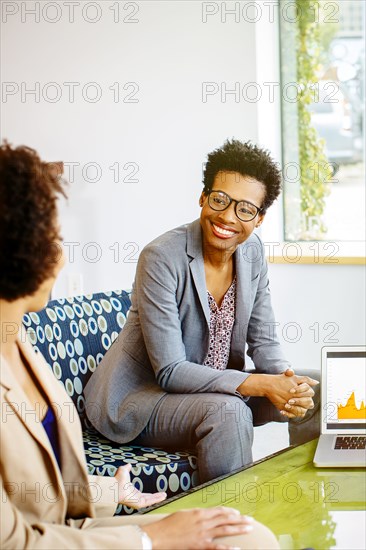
[{"xmin": 199, "ymin": 171, "xmax": 266, "ymax": 259}]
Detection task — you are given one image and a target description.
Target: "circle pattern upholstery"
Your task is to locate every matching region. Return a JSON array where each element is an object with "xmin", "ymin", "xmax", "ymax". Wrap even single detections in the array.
[
  {"xmin": 24, "ymin": 290, "xmax": 198, "ymax": 515},
  {"xmin": 83, "ymin": 428, "xmax": 199, "ymax": 515}
]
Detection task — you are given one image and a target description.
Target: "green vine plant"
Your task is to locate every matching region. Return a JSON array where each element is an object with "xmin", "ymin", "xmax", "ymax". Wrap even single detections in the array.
[{"xmin": 295, "ymin": 0, "xmax": 339, "ymax": 239}]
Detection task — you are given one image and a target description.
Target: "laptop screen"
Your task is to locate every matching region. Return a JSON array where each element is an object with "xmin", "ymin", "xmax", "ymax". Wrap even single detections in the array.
[{"xmin": 324, "ymin": 349, "xmax": 366, "ymax": 432}]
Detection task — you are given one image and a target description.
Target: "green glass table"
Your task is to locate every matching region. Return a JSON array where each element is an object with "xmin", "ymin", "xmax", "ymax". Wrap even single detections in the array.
[{"xmin": 147, "ymin": 440, "xmax": 366, "ymax": 549}]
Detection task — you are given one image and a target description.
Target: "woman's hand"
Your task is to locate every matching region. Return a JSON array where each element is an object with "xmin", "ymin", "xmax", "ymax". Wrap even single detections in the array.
[
  {"xmin": 237, "ymin": 370, "xmax": 318, "ymax": 418},
  {"xmin": 114, "ymin": 464, "xmax": 167, "ymax": 509},
  {"xmin": 142, "ymin": 507, "xmax": 254, "ymax": 550},
  {"xmin": 278, "ymin": 369, "xmax": 318, "ymax": 418}
]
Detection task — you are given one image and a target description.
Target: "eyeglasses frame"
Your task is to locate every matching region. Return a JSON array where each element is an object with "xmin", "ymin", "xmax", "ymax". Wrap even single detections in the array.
[{"xmin": 205, "ymin": 189, "xmax": 263, "ymax": 222}]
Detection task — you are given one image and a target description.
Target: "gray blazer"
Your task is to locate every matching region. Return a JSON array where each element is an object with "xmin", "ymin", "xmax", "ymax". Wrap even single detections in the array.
[{"xmin": 84, "ymin": 219, "xmax": 290, "ymax": 442}]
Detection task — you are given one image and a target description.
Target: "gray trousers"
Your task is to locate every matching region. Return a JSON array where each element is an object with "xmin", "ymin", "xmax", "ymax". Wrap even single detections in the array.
[{"xmin": 134, "ymin": 369, "xmax": 320, "ymax": 484}]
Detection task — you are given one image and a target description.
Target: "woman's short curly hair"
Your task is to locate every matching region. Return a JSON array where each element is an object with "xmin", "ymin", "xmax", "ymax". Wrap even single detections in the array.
[
  {"xmin": 0, "ymin": 142, "xmax": 66, "ymax": 301},
  {"xmin": 203, "ymin": 139, "xmax": 282, "ymax": 212}
]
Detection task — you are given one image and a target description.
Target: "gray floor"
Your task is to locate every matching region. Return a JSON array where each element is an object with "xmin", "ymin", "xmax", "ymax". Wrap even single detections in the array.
[{"xmin": 252, "ymin": 421, "xmax": 289, "ymax": 462}]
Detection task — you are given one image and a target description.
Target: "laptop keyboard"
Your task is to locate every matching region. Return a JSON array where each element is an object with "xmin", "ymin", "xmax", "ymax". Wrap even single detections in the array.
[{"xmin": 334, "ymin": 436, "xmax": 366, "ymax": 450}]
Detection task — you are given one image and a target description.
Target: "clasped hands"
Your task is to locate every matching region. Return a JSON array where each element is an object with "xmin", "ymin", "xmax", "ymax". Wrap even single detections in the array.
[
  {"xmin": 238, "ymin": 368, "xmax": 319, "ymax": 419},
  {"xmin": 275, "ymin": 368, "xmax": 318, "ymax": 418}
]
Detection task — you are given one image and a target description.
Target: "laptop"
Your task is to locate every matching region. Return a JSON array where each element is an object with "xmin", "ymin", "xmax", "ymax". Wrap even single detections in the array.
[{"xmin": 314, "ymin": 346, "xmax": 366, "ymax": 468}]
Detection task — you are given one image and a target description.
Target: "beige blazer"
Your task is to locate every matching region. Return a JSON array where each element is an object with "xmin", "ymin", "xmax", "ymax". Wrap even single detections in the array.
[{"xmin": 0, "ymin": 329, "xmax": 145, "ymax": 549}]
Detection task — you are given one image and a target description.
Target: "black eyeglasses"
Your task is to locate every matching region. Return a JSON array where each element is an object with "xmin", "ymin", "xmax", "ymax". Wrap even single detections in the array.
[{"xmin": 206, "ymin": 190, "xmax": 263, "ymax": 222}]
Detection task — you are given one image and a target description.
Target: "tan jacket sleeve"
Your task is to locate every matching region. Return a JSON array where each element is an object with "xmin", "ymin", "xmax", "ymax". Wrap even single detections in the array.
[
  {"xmin": 88, "ymin": 474, "xmax": 119, "ymax": 518},
  {"xmin": 1, "ymin": 476, "xmax": 144, "ymax": 550}
]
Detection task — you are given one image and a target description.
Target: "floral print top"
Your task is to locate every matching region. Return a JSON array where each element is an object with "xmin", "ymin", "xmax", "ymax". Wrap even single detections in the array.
[{"xmin": 203, "ymin": 277, "xmax": 236, "ymax": 370}]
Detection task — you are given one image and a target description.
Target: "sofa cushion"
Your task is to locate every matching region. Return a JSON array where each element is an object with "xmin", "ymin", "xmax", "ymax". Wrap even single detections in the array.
[
  {"xmin": 23, "ymin": 290, "xmax": 131, "ymax": 429},
  {"xmin": 83, "ymin": 427, "xmax": 198, "ymax": 515}
]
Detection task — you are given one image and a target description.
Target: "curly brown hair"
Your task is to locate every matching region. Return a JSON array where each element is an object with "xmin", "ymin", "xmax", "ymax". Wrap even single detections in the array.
[{"xmin": 0, "ymin": 142, "xmax": 66, "ymax": 301}]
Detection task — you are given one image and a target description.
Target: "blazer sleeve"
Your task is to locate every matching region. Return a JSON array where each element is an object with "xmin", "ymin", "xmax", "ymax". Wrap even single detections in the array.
[
  {"xmin": 246, "ymin": 240, "xmax": 291, "ymax": 374},
  {"xmin": 88, "ymin": 475, "xmax": 119, "ymax": 518},
  {"xmin": 0, "ymin": 475, "xmax": 145, "ymax": 550},
  {"xmin": 134, "ymin": 244, "xmax": 248, "ymax": 395}
]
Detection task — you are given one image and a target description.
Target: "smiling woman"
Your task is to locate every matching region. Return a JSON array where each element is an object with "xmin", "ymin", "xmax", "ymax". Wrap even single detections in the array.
[{"xmin": 84, "ymin": 139, "xmax": 320, "ymax": 486}]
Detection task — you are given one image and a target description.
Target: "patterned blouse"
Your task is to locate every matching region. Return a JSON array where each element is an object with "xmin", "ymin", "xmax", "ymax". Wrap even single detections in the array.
[{"xmin": 203, "ymin": 277, "xmax": 236, "ymax": 370}]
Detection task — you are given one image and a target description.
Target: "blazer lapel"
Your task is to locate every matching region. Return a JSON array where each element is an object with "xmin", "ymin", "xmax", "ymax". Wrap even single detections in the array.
[
  {"xmin": 1, "ymin": 340, "xmax": 57, "ymax": 460},
  {"xmin": 18, "ymin": 333, "xmax": 89, "ymax": 472},
  {"xmin": 1, "ymin": 328, "xmax": 93, "ymax": 519},
  {"xmin": 186, "ymin": 220, "xmax": 254, "ymax": 330},
  {"xmin": 15, "ymin": 330, "xmax": 92, "ymax": 517},
  {"xmin": 230, "ymin": 243, "xmax": 252, "ymax": 362},
  {"xmin": 235, "ymin": 243, "xmax": 252, "ymax": 324},
  {"xmin": 187, "ymin": 220, "xmax": 210, "ymax": 326}
]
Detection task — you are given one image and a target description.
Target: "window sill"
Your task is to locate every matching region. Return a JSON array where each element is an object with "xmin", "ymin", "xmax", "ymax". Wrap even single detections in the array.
[{"xmin": 264, "ymin": 241, "xmax": 366, "ymax": 265}]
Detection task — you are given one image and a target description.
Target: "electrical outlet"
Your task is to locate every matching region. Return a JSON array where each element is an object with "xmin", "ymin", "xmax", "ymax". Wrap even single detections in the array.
[{"xmin": 67, "ymin": 273, "xmax": 84, "ymax": 297}]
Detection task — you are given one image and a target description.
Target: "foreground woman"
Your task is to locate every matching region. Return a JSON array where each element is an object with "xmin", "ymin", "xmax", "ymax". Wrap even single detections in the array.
[{"xmin": 0, "ymin": 142, "xmax": 279, "ymax": 549}]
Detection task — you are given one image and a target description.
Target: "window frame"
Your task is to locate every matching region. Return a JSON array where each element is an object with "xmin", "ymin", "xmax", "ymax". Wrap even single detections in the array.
[{"xmin": 256, "ymin": 0, "xmax": 365, "ymax": 265}]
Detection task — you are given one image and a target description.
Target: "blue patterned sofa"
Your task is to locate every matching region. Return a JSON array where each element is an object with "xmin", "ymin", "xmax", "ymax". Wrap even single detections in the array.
[{"xmin": 24, "ymin": 290, "xmax": 198, "ymax": 515}]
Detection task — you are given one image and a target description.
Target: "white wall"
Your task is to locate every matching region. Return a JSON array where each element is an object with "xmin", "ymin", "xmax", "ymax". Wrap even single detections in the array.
[
  {"xmin": 268, "ymin": 263, "xmax": 366, "ymax": 371},
  {"xmin": 2, "ymin": 0, "xmax": 259, "ymax": 295},
  {"xmin": 2, "ymin": 1, "xmax": 365, "ymax": 369}
]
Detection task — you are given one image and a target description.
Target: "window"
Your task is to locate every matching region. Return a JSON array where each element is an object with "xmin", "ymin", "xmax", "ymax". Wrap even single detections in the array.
[{"xmin": 280, "ymin": 0, "xmax": 365, "ymax": 245}]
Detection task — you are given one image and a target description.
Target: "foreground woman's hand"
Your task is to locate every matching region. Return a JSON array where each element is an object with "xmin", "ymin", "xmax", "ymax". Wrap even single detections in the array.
[
  {"xmin": 114, "ymin": 464, "xmax": 167, "ymax": 509},
  {"xmin": 142, "ymin": 507, "xmax": 254, "ymax": 550}
]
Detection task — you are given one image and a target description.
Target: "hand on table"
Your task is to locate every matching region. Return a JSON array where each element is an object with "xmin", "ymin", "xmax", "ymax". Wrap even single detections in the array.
[
  {"xmin": 114, "ymin": 464, "xmax": 167, "ymax": 509},
  {"xmin": 142, "ymin": 507, "xmax": 254, "ymax": 550}
]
